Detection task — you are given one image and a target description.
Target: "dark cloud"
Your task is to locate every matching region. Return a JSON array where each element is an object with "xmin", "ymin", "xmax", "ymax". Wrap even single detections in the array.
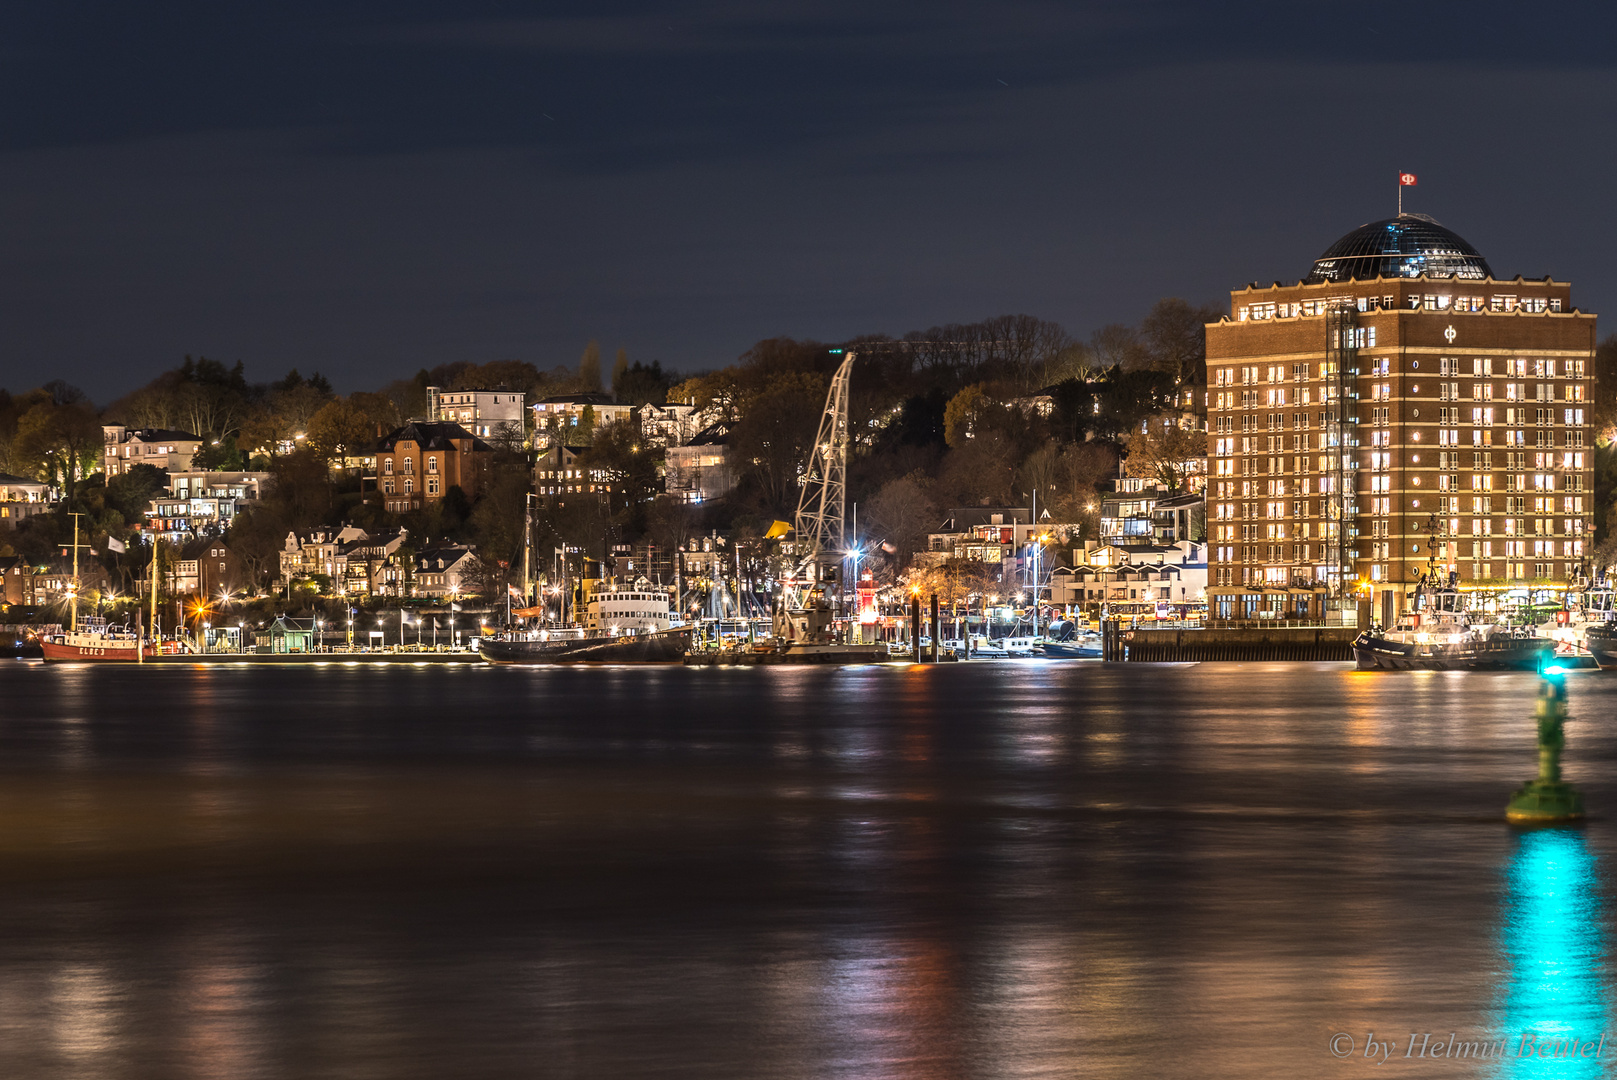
[{"xmin": 0, "ymin": 3, "xmax": 1614, "ymax": 400}]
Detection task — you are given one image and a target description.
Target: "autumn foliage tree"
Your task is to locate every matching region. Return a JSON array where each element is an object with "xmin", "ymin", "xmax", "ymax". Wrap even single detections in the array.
[{"xmin": 15, "ymin": 398, "xmax": 101, "ymax": 501}]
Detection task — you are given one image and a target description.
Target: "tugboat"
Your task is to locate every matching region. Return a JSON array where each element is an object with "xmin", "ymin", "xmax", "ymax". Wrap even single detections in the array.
[
  {"xmin": 1038, "ymin": 620, "xmax": 1103, "ymax": 659},
  {"xmin": 1538, "ymin": 583, "xmax": 1615, "ymax": 658},
  {"xmin": 1579, "ymin": 583, "xmax": 1617, "ymax": 670},
  {"xmin": 1353, "ymin": 573, "xmax": 1551, "ymax": 671},
  {"xmin": 1583, "ymin": 623, "xmax": 1617, "ymax": 671}
]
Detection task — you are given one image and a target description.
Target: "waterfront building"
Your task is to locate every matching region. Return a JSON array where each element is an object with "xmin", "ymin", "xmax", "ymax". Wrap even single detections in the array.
[
  {"xmin": 922, "ymin": 508, "xmax": 1034, "ymax": 564},
  {"xmin": 411, "ymin": 543, "xmax": 478, "ymax": 599},
  {"xmin": 1048, "ymin": 540, "xmax": 1208, "ymax": 620},
  {"xmin": 281, "ymin": 528, "xmax": 348, "ymax": 587},
  {"xmin": 253, "ymin": 615, "xmax": 315, "ymax": 654},
  {"xmin": 195, "ymin": 538, "xmax": 252, "ymax": 604},
  {"xmin": 1100, "ymin": 480, "xmax": 1204, "ymax": 547},
  {"xmin": 0, "ymin": 473, "xmax": 52, "ymax": 521},
  {"xmin": 0, "ymin": 555, "xmax": 34, "ymax": 605},
  {"xmin": 374, "ymin": 421, "xmax": 492, "ymax": 514},
  {"xmin": 1204, "ymin": 215, "xmax": 1596, "ymax": 626},
  {"xmin": 426, "ymin": 386, "xmax": 526, "ymax": 441},
  {"xmin": 339, "ymin": 528, "xmax": 411, "ymax": 596},
  {"xmin": 29, "ymin": 558, "xmax": 112, "ymax": 609},
  {"xmin": 102, "ymin": 426, "xmax": 203, "ymax": 477}
]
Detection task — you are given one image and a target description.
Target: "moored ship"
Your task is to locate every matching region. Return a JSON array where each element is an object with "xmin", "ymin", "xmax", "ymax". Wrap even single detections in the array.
[
  {"xmin": 1353, "ymin": 578, "xmax": 1550, "ymax": 671},
  {"xmin": 1537, "ymin": 586, "xmax": 1615, "ymax": 658},
  {"xmin": 1582, "ymin": 621, "xmax": 1617, "ymax": 671},
  {"xmin": 479, "ymin": 579, "xmax": 693, "ymax": 664},
  {"xmin": 40, "ymin": 616, "xmax": 164, "ymax": 663},
  {"xmin": 479, "ymin": 625, "xmax": 695, "ymax": 664}
]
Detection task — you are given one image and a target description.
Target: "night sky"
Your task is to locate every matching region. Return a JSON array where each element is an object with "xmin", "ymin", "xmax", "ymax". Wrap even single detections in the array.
[{"xmin": 3, "ymin": 1, "xmax": 1616, "ymax": 402}]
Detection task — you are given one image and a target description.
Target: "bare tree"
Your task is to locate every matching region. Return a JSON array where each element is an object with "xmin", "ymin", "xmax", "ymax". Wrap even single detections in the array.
[{"xmin": 1123, "ymin": 413, "xmax": 1205, "ymax": 492}]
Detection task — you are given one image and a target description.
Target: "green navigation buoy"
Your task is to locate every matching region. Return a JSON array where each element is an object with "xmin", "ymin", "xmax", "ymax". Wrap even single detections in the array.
[{"xmin": 1506, "ymin": 672, "xmax": 1586, "ymax": 825}]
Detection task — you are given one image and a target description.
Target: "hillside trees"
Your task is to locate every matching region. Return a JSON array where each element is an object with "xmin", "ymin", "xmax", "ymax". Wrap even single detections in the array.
[
  {"xmin": 579, "ymin": 340, "xmax": 603, "ymax": 393},
  {"xmin": 1123, "ymin": 413, "xmax": 1206, "ymax": 492},
  {"xmin": 15, "ymin": 398, "xmax": 101, "ymax": 501},
  {"xmin": 728, "ymin": 369, "xmax": 829, "ymax": 517},
  {"xmin": 307, "ymin": 395, "xmax": 387, "ymax": 468},
  {"xmin": 110, "ymin": 356, "xmax": 253, "ymax": 441}
]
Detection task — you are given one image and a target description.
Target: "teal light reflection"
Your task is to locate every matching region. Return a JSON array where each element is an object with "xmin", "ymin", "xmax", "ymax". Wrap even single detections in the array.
[{"xmin": 1496, "ymin": 829, "xmax": 1609, "ymax": 1077}]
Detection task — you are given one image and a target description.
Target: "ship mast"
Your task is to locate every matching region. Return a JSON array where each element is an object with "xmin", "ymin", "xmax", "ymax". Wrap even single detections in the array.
[{"xmin": 67, "ymin": 512, "xmax": 84, "ymax": 633}]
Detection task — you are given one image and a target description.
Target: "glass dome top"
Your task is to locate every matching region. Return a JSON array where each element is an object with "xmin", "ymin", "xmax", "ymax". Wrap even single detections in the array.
[{"xmin": 1306, "ymin": 215, "xmax": 1493, "ymax": 283}]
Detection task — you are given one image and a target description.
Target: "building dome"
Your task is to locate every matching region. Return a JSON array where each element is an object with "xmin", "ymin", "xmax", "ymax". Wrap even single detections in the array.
[{"xmin": 1305, "ymin": 214, "xmax": 1493, "ymax": 284}]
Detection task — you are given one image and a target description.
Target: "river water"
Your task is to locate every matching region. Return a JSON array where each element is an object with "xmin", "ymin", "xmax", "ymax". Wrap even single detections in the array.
[{"xmin": 0, "ymin": 659, "xmax": 1613, "ymax": 1079}]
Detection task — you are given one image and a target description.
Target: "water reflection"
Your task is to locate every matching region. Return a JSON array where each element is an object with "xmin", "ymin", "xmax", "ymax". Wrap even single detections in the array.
[
  {"xmin": 1, "ymin": 663, "xmax": 1615, "ymax": 1077},
  {"xmin": 1496, "ymin": 828, "xmax": 1609, "ymax": 1076}
]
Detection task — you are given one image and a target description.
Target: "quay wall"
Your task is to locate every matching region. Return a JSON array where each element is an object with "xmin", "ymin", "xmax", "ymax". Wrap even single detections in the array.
[{"xmin": 1106, "ymin": 625, "xmax": 1358, "ymax": 662}]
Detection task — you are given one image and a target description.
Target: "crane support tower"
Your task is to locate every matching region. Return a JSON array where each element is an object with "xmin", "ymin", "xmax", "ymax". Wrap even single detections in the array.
[{"xmin": 794, "ymin": 350, "xmax": 855, "ymax": 577}]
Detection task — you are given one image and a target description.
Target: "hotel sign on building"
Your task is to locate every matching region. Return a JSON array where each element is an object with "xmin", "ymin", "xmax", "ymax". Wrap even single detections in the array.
[{"xmin": 1204, "ymin": 214, "xmax": 1595, "ymax": 627}]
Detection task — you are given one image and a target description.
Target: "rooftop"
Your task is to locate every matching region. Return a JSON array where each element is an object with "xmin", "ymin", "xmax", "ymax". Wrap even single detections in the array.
[
  {"xmin": 377, "ymin": 421, "xmax": 493, "ymax": 453},
  {"xmin": 1305, "ymin": 214, "xmax": 1494, "ymax": 284}
]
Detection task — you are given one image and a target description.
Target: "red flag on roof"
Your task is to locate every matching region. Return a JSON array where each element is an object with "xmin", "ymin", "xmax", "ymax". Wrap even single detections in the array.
[{"xmin": 1399, "ymin": 172, "xmax": 1417, "ymax": 186}]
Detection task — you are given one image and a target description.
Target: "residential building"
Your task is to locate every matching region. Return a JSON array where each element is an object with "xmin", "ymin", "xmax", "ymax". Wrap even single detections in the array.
[
  {"xmin": 102, "ymin": 426, "xmax": 203, "ymax": 476},
  {"xmin": 0, "ymin": 555, "xmax": 34, "ymax": 605},
  {"xmin": 640, "ymin": 402, "xmax": 699, "ymax": 448},
  {"xmin": 1099, "ymin": 481, "xmax": 1204, "ymax": 547},
  {"xmin": 1048, "ymin": 540, "xmax": 1208, "ymax": 620},
  {"xmin": 924, "ymin": 508, "xmax": 1034, "ymax": 561},
  {"xmin": 412, "ymin": 543, "xmax": 478, "ymax": 599},
  {"xmin": 664, "ymin": 423, "xmax": 735, "ymax": 503},
  {"xmin": 531, "ymin": 393, "xmax": 634, "ymax": 447},
  {"xmin": 0, "ymin": 473, "xmax": 52, "ymax": 521},
  {"xmin": 375, "ymin": 421, "xmax": 493, "ymax": 514},
  {"xmin": 280, "ymin": 526, "xmax": 366, "ymax": 587},
  {"xmin": 534, "ymin": 444, "xmax": 617, "ymax": 509},
  {"xmin": 1205, "ymin": 214, "xmax": 1596, "ymax": 626},
  {"xmin": 172, "ymin": 538, "xmax": 211, "ymax": 598},
  {"xmin": 29, "ymin": 558, "xmax": 112, "ymax": 609},
  {"xmin": 341, "ymin": 528, "xmax": 411, "ymax": 596},
  {"xmin": 168, "ymin": 471, "xmax": 270, "ymax": 501},
  {"xmin": 145, "ymin": 472, "xmax": 271, "ymax": 543},
  {"xmin": 427, "ymin": 386, "xmax": 527, "ymax": 441},
  {"xmin": 196, "ymin": 538, "xmax": 252, "ymax": 604}
]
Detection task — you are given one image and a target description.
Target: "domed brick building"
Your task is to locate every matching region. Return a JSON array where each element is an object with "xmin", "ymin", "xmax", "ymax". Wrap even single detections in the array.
[{"xmin": 1204, "ymin": 215, "xmax": 1596, "ymax": 627}]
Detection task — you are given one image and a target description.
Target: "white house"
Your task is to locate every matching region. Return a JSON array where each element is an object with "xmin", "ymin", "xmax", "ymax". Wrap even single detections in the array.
[
  {"xmin": 103, "ymin": 426, "xmax": 203, "ymax": 476},
  {"xmin": 427, "ymin": 387, "xmax": 526, "ymax": 440}
]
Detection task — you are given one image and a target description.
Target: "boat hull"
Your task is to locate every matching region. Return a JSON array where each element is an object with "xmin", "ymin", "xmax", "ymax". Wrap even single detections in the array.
[
  {"xmin": 479, "ymin": 627, "xmax": 694, "ymax": 664},
  {"xmin": 1584, "ymin": 628, "xmax": 1617, "ymax": 671},
  {"xmin": 41, "ymin": 640, "xmax": 161, "ymax": 663},
  {"xmin": 1352, "ymin": 632, "xmax": 1551, "ymax": 671},
  {"xmin": 684, "ymin": 641, "xmax": 889, "ymax": 665},
  {"xmin": 1038, "ymin": 641, "xmax": 1102, "ymax": 659}
]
